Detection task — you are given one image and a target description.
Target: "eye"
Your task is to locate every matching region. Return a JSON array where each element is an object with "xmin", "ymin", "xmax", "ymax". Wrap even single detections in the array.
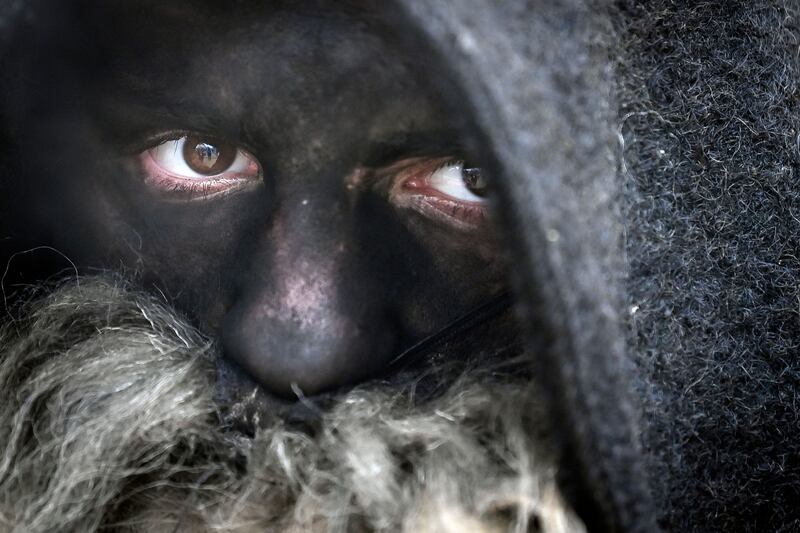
[
  {"xmin": 427, "ymin": 160, "xmax": 488, "ymax": 203},
  {"xmin": 387, "ymin": 157, "xmax": 490, "ymax": 229},
  {"xmin": 138, "ymin": 134, "xmax": 261, "ymax": 199}
]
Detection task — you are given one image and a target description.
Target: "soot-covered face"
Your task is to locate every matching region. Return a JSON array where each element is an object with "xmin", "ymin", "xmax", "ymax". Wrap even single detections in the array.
[{"xmin": 9, "ymin": 1, "xmax": 509, "ymax": 397}]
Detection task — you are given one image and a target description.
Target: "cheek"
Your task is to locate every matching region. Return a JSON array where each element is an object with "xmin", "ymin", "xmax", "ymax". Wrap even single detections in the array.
[
  {"xmin": 383, "ymin": 209, "xmax": 510, "ymax": 335},
  {"xmin": 50, "ymin": 157, "xmax": 270, "ymax": 330},
  {"xmin": 124, "ymin": 199, "xmax": 269, "ymax": 325},
  {"xmin": 399, "ymin": 254, "xmax": 510, "ymax": 335}
]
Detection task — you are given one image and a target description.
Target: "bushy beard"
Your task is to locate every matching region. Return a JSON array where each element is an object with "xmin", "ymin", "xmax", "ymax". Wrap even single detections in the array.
[{"xmin": 0, "ymin": 278, "xmax": 584, "ymax": 533}]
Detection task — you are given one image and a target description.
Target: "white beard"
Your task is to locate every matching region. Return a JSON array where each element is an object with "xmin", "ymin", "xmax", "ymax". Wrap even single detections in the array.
[{"xmin": 0, "ymin": 278, "xmax": 585, "ymax": 533}]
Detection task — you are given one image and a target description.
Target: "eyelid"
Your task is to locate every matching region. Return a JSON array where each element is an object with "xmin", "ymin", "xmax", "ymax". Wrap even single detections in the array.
[
  {"xmin": 121, "ymin": 128, "xmax": 259, "ymax": 158},
  {"xmin": 116, "ymin": 129, "xmax": 195, "ymax": 156},
  {"xmin": 362, "ymin": 131, "xmax": 467, "ymax": 168}
]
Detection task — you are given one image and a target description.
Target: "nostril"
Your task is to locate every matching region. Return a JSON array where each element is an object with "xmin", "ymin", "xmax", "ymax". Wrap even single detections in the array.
[{"xmin": 220, "ymin": 304, "xmax": 398, "ymax": 397}]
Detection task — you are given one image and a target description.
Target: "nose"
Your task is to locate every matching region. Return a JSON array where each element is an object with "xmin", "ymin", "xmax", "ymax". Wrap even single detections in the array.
[{"xmin": 220, "ymin": 202, "xmax": 398, "ymax": 397}]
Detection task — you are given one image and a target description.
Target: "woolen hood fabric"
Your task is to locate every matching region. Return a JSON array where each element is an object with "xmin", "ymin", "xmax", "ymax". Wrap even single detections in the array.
[
  {"xmin": 388, "ymin": 2, "xmax": 653, "ymax": 532},
  {"xmin": 392, "ymin": 1, "xmax": 799, "ymax": 532}
]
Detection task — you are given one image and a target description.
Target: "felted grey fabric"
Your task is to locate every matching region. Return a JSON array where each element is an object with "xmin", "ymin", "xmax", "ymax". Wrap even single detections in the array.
[
  {"xmin": 390, "ymin": 2, "xmax": 653, "ymax": 531},
  {"xmin": 385, "ymin": 1, "xmax": 800, "ymax": 531},
  {"xmin": 618, "ymin": 2, "xmax": 800, "ymax": 531}
]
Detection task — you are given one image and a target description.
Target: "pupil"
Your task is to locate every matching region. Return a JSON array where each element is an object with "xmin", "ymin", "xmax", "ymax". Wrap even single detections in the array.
[
  {"xmin": 183, "ymin": 135, "xmax": 236, "ymax": 175},
  {"xmin": 462, "ymin": 167, "xmax": 486, "ymax": 197},
  {"xmin": 196, "ymin": 143, "xmax": 220, "ymax": 168}
]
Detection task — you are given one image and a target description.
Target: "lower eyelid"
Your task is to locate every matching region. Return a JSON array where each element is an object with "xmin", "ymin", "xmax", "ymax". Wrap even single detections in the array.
[{"xmin": 389, "ymin": 182, "xmax": 488, "ymax": 230}]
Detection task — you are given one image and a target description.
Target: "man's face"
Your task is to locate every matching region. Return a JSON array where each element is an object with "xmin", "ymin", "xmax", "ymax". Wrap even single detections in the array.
[{"xmin": 16, "ymin": 1, "xmax": 509, "ymax": 396}]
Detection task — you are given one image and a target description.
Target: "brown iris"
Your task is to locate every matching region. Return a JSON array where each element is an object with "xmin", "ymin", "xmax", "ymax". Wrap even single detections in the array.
[{"xmin": 182, "ymin": 135, "xmax": 237, "ymax": 175}]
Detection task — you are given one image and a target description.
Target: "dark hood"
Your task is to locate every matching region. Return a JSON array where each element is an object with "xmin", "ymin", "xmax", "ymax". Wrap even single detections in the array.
[
  {"xmin": 388, "ymin": 2, "xmax": 652, "ymax": 532},
  {"xmin": 387, "ymin": 1, "xmax": 800, "ymax": 531}
]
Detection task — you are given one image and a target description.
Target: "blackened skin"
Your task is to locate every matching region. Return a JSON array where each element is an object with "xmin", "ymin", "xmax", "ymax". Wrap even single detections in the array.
[{"xmin": 6, "ymin": 0, "xmax": 509, "ymax": 397}]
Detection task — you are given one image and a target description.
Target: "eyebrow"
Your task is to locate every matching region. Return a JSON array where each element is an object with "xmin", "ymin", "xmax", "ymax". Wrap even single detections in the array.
[
  {"xmin": 362, "ymin": 130, "xmax": 469, "ymax": 168},
  {"xmin": 97, "ymin": 92, "xmax": 248, "ymax": 153},
  {"xmin": 100, "ymin": 79, "xmax": 468, "ymax": 160}
]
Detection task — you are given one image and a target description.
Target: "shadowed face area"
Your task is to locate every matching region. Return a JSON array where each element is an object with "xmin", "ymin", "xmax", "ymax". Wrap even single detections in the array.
[{"xmin": 12, "ymin": 0, "xmax": 508, "ymax": 396}]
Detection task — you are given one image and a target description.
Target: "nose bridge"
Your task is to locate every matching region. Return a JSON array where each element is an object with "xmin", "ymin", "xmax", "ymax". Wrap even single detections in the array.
[
  {"xmin": 259, "ymin": 157, "xmax": 372, "ymax": 306},
  {"xmin": 265, "ymin": 204, "xmax": 351, "ymax": 330}
]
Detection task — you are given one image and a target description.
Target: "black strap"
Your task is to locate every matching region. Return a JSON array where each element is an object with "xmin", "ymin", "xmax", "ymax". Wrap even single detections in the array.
[{"xmin": 387, "ymin": 291, "xmax": 513, "ymax": 370}]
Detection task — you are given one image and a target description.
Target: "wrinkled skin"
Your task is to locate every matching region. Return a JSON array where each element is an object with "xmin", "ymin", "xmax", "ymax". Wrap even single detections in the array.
[{"xmin": 2, "ymin": 0, "xmax": 509, "ymax": 397}]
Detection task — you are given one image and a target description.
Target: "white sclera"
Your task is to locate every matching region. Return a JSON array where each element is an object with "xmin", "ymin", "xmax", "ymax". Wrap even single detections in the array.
[{"xmin": 427, "ymin": 162, "xmax": 487, "ymax": 203}]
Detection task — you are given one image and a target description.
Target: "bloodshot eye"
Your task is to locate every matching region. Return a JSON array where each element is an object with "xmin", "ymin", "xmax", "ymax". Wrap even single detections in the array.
[
  {"xmin": 388, "ymin": 157, "xmax": 490, "ymax": 229},
  {"xmin": 139, "ymin": 134, "xmax": 261, "ymax": 199},
  {"xmin": 427, "ymin": 160, "xmax": 487, "ymax": 202}
]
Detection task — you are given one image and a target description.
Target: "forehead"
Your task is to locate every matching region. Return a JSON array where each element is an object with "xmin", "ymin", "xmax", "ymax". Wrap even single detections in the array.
[
  {"xmin": 88, "ymin": 2, "xmax": 421, "ymax": 104},
  {"xmin": 73, "ymin": 0, "xmax": 451, "ymax": 157}
]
